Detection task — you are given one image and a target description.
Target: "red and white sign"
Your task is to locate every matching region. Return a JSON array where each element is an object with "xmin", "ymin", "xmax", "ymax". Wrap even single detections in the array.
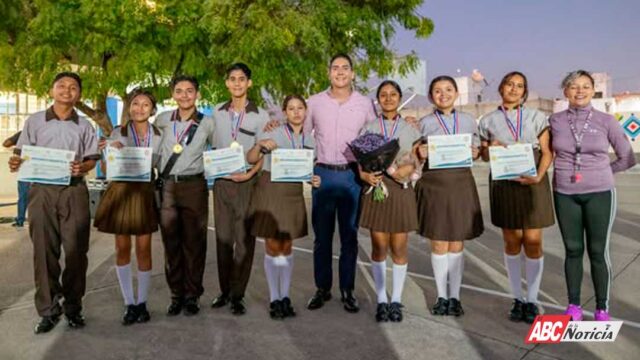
[{"xmin": 525, "ymin": 315, "xmax": 623, "ymax": 344}]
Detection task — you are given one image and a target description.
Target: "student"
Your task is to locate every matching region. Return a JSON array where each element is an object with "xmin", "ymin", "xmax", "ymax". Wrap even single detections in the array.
[
  {"xmin": 416, "ymin": 76, "xmax": 484, "ymax": 317},
  {"xmin": 94, "ymin": 89, "xmax": 162, "ymax": 325},
  {"xmin": 3, "ymin": 131, "xmax": 30, "ymax": 227},
  {"xmin": 8, "ymin": 72, "xmax": 100, "ymax": 334},
  {"xmin": 358, "ymin": 80, "xmax": 421, "ymax": 322},
  {"xmin": 155, "ymin": 75, "xmax": 216, "ymax": 317},
  {"xmin": 479, "ymin": 71, "xmax": 554, "ymax": 324},
  {"xmin": 246, "ymin": 95, "xmax": 321, "ymax": 319},
  {"xmin": 304, "ymin": 54, "xmax": 377, "ymax": 313},
  {"xmin": 209, "ymin": 63, "xmax": 269, "ymax": 315},
  {"xmin": 551, "ymin": 70, "xmax": 635, "ymax": 321}
]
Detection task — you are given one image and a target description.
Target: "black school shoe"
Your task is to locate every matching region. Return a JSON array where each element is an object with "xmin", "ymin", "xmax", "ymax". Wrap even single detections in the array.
[
  {"xmin": 167, "ymin": 298, "xmax": 184, "ymax": 316},
  {"xmin": 269, "ymin": 300, "xmax": 284, "ymax": 320},
  {"xmin": 183, "ymin": 297, "xmax": 200, "ymax": 316},
  {"xmin": 122, "ymin": 305, "xmax": 139, "ymax": 325},
  {"xmin": 375, "ymin": 303, "xmax": 390, "ymax": 322},
  {"xmin": 230, "ymin": 298, "xmax": 247, "ymax": 315},
  {"xmin": 281, "ymin": 297, "xmax": 296, "ymax": 318},
  {"xmin": 137, "ymin": 303, "xmax": 151, "ymax": 323},
  {"xmin": 34, "ymin": 315, "xmax": 60, "ymax": 334},
  {"xmin": 447, "ymin": 298, "xmax": 464, "ymax": 317},
  {"xmin": 523, "ymin": 302, "xmax": 540, "ymax": 324},
  {"xmin": 431, "ymin": 297, "xmax": 449, "ymax": 316},
  {"xmin": 509, "ymin": 299, "xmax": 526, "ymax": 322},
  {"xmin": 388, "ymin": 302, "xmax": 404, "ymax": 322},
  {"xmin": 66, "ymin": 313, "xmax": 86, "ymax": 329}
]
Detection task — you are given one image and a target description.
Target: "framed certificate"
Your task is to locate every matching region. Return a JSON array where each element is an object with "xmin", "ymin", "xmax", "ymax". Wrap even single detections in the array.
[
  {"xmin": 203, "ymin": 146, "xmax": 246, "ymax": 180},
  {"xmin": 18, "ymin": 145, "xmax": 75, "ymax": 185},
  {"xmin": 270, "ymin": 149, "xmax": 314, "ymax": 182},
  {"xmin": 427, "ymin": 134, "xmax": 473, "ymax": 169},
  {"xmin": 489, "ymin": 143, "xmax": 538, "ymax": 180},
  {"xmin": 106, "ymin": 146, "xmax": 153, "ymax": 182}
]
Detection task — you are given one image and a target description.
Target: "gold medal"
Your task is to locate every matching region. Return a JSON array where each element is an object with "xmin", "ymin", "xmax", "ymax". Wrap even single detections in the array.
[
  {"xmin": 230, "ymin": 141, "xmax": 240, "ymax": 149},
  {"xmin": 173, "ymin": 144, "xmax": 183, "ymax": 154}
]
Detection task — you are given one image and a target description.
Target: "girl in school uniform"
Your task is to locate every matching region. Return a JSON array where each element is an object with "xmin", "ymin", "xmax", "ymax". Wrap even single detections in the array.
[
  {"xmin": 415, "ymin": 75, "xmax": 484, "ymax": 317},
  {"xmin": 478, "ymin": 71, "xmax": 555, "ymax": 324},
  {"xmin": 246, "ymin": 95, "xmax": 321, "ymax": 320},
  {"xmin": 94, "ymin": 89, "xmax": 162, "ymax": 325},
  {"xmin": 358, "ymin": 80, "xmax": 422, "ymax": 323}
]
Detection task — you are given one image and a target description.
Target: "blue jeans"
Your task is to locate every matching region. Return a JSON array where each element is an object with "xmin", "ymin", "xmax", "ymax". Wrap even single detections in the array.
[
  {"xmin": 312, "ymin": 165, "xmax": 362, "ymax": 291},
  {"xmin": 16, "ymin": 181, "xmax": 30, "ymax": 225}
]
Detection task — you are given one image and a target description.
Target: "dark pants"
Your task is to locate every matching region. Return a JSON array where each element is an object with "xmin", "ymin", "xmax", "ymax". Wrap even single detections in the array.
[
  {"xmin": 312, "ymin": 165, "xmax": 361, "ymax": 291},
  {"xmin": 213, "ymin": 177, "xmax": 257, "ymax": 299},
  {"xmin": 554, "ymin": 190, "xmax": 615, "ymax": 310},
  {"xmin": 160, "ymin": 178, "xmax": 209, "ymax": 300},
  {"xmin": 16, "ymin": 181, "xmax": 30, "ymax": 225},
  {"xmin": 28, "ymin": 183, "xmax": 90, "ymax": 317}
]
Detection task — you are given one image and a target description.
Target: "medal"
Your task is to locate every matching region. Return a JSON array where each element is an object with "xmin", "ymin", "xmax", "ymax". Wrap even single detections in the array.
[
  {"xmin": 230, "ymin": 109, "xmax": 245, "ymax": 144},
  {"xmin": 230, "ymin": 141, "xmax": 240, "ymax": 149},
  {"xmin": 284, "ymin": 124, "xmax": 304, "ymax": 149},
  {"xmin": 172, "ymin": 114, "xmax": 193, "ymax": 152},
  {"xmin": 129, "ymin": 122, "xmax": 151, "ymax": 148},
  {"xmin": 378, "ymin": 114, "xmax": 401, "ymax": 140},
  {"xmin": 500, "ymin": 105, "xmax": 523, "ymax": 142},
  {"xmin": 173, "ymin": 144, "xmax": 183, "ymax": 154},
  {"xmin": 568, "ymin": 110, "xmax": 593, "ymax": 185},
  {"xmin": 434, "ymin": 110, "xmax": 458, "ymax": 135}
]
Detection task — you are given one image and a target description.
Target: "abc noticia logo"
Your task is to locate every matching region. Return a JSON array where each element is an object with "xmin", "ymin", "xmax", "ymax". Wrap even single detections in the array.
[{"xmin": 525, "ymin": 315, "xmax": 623, "ymax": 344}]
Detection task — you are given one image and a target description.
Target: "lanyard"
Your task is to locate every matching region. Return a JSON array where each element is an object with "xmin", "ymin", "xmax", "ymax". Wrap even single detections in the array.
[
  {"xmin": 500, "ymin": 106, "xmax": 523, "ymax": 142},
  {"xmin": 173, "ymin": 119, "xmax": 193, "ymax": 145},
  {"xmin": 434, "ymin": 110, "xmax": 458, "ymax": 135},
  {"xmin": 378, "ymin": 114, "xmax": 400, "ymax": 140},
  {"xmin": 567, "ymin": 110, "xmax": 593, "ymax": 171},
  {"xmin": 284, "ymin": 125, "xmax": 304, "ymax": 149},
  {"xmin": 129, "ymin": 122, "xmax": 151, "ymax": 147},
  {"xmin": 230, "ymin": 110, "xmax": 245, "ymax": 141}
]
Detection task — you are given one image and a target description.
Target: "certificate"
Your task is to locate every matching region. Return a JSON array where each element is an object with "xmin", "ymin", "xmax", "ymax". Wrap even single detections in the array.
[
  {"xmin": 489, "ymin": 143, "xmax": 538, "ymax": 180},
  {"xmin": 271, "ymin": 149, "xmax": 314, "ymax": 182},
  {"xmin": 428, "ymin": 134, "xmax": 473, "ymax": 169},
  {"xmin": 106, "ymin": 146, "xmax": 153, "ymax": 182},
  {"xmin": 18, "ymin": 145, "xmax": 75, "ymax": 185},
  {"xmin": 203, "ymin": 146, "xmax": 246, "ymax": 179}
]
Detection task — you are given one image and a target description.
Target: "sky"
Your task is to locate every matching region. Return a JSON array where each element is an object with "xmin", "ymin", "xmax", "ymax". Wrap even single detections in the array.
[{"xmin": 393, "ymin": 0, "xmax": 640, "ymax": 100}]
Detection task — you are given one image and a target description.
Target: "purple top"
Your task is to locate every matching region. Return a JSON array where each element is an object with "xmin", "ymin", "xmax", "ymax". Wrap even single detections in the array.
[{"xmin": 550, "ymin": 105, "xmax": 636, "ymax": 195}]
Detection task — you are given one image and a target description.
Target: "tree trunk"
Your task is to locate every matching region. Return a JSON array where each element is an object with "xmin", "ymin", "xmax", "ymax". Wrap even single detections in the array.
[{"xmin": 75, "ymin": 94, "xmax": 114, "ymax": 136}]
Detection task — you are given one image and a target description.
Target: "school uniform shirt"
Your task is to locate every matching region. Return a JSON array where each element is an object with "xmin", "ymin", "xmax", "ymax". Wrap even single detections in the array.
[
  {"xmin": 478, "ymin": 106, "xmax": 548, "ymax": 148},
  {"xmin": 15, "ymin": 107, "xmax": 100, "ymax": 161},
  {"xmin": 212, "ymin": 100, "xmax": 270, "ymax": 159},
  {"xmin": 108, "ymin": 122, "xmax": 163, "ymax": 169},
  {"xmin": 360, "ymin": 115, "xmax": 422, "ymax": 164},
  {"xmin": 420, "ymin": 110, "xmax": 481, "ymax": 147},
  {"xmin": 155, "ymin": 110, "xmax": 216, "ymax": 176},
  {"xmin": 257, "ymin": 124, "xmax": 316, "ymax": 172}
]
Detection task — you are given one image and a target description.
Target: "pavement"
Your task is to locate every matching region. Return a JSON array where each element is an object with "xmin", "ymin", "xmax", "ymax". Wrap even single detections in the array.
[{"xmin": 0, "ymin": 165, "xmax": 638, "ymax": 360}]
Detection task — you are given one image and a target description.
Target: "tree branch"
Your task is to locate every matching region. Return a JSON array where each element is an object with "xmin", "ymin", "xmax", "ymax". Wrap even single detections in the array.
[{"xmin": 172, "ymin": 51, "xmax": 185, "ymax": 78}]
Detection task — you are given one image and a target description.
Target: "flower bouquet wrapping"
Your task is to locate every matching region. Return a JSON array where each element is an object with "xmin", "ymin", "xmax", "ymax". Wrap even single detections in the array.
[{"xmin": 348, "ymin": 133, "xmax": 400, "ymax": 202}]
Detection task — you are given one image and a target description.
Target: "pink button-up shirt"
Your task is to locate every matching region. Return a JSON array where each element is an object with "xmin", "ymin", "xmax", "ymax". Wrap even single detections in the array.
[{"xmin": 304, "ymin": 90, "xmax": 376, "ymax": 164}]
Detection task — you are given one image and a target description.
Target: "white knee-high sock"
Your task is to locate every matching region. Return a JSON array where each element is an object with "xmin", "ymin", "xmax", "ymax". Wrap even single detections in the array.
[
  {"xmin": 447, "ymin": 252, "xmax": 464, "ymax": 300},
  {"xmin": 504, "ymin": 253, "xmax": 523, "ymax": 300},
  {"xmin": 137, "ymin": 270, "xmax": 151, "ymax": 304},
  {"xmin": 264, "ymin": 255, "xmax": 280, "ymax": 302},
  {"xmin": 525, "ymin": 256, "xmax": 544, "ymax": 304},
  {"xmin": 278, "ymin": 255, "xmax": 293, "ymax": 299},
  {"xmin": 391, "ymin": 263, "xmax": 408, "ymax": 303},
  {"xmin": 371, "ymin": 260, "xmax": 388, "ymax": 303},
  {"xmin": 116, "ymin": 264, "xmax": 135, "ymax": 305},
  {"xmin": 431, "ymin": 253, "xmax": 448, "ymax": 299}
]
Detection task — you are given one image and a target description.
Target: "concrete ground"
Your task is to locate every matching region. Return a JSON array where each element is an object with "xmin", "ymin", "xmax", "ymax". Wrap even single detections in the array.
[{"xmin": 0, "ymin": 165, "xmax": 638, "ymax": 360}]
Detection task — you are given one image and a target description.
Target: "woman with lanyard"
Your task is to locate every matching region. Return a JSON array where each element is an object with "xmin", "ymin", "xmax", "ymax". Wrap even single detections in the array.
[
  {"xmin": 94, "ymin": 89, "xmax": 162, "ymax": 325},
  {"xmin": 551, "ymin": 70, "xmax": 635, "ymax": 321},
  {"xmin": 246, "ymin": 95, "xmax": 321, "ymax": 320},
  {"xmin": 358, "ymin": 80, "xmax": 421, "ymax": 323},
  {"xmin": 479, "ymin": 71, "xmax": 554, "ymax": 324},
  {"xmin": 416, "ymin": 76, "xmax": 484, "ymax": 317}
]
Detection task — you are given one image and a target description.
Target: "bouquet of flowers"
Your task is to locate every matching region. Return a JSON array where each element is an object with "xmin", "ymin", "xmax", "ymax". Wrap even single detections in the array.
[{"xmin": 348, "ymin": 133, "xmax": 400, "ymax": 202}]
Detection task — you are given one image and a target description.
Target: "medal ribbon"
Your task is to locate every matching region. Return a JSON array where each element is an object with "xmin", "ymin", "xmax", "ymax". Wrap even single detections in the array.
[
  {"xmin": 230, "ymin": 110, "xmax": 245, "ymax": 141},
  {"xmin": 567, "ymin": 110, "xmax": 593, "ymax": 172},
  {"xmin": 434, "ymin": 110, "xmax": 458, "ymax": 135},
  {"xmin": 284, "ymin": 125, "xmax": 304, "ymax": 149},
  {"xmin": 129, "ymin": 122, "xmax": 151, "ymax": 148},
  {"xmin": 378, "ymin": 114, "xmax": 401, "ymax": 140},
  {"xmin": 500, "ymin": 106, "xmax": 523, "ymax": 142}
]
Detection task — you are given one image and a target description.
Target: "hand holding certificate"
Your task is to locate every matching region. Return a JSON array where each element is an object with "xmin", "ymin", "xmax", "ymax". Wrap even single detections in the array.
[
  {"xmin": 106, "ymin": 146, "xmax": 153, "ymax": 182},
  {"xmin": 271, "ymin": 149, "xmax": 314, "ymax": 182},
  {"xmin": 203, "ymin": 146, "xmax": 246, "ymax": 180},
  {"xmin": 18, "ymin": 145, "xmax": 75, "ymax": 185},
  {"xmin": 428, "ymin": 134, "xmax": 473, "ymax": 169},
  {"xmin": 489, "ymin": 143, "xmax": 538, "ymax": 180}
]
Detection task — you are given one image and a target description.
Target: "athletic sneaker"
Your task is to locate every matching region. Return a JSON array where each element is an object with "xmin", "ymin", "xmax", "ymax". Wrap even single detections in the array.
[
  {"xmin": 564, "ymin": 304, "xmax": 583, "ymax": 321},
  {"xmin": 594, "ymin": 309, "xmax": 610, "ymax": 321}
]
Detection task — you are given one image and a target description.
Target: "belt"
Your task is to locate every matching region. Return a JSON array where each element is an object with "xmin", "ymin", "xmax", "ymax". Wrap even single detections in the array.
[
  {"xmin": 69, "ymin": 177, "xmax": 85, "ymax": 186},
  {"xmin": 163, "ymin": 173, "xmax": 204, "ymax": 183},
  {"xmin": 316, "ymin": 163, "xmax": 354, "ymax": 171}
]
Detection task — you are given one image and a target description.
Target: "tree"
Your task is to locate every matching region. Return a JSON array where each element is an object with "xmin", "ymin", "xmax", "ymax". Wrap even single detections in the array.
[{"xmin": 0, "ymin": 0, "xmax": 433, "ymax": 134}]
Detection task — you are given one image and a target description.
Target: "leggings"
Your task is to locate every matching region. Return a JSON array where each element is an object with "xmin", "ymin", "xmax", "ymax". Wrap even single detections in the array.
[{"xmin": 554, "ymin": 190, "xmax": 616, "ymax": 310}]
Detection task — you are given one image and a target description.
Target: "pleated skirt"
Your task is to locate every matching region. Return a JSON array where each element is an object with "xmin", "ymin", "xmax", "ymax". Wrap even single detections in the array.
[
  {"xmin": 359, "ymin": 176, "xmax": 418, "ymax": 233},
  {"xmin": 94, "ymin": 181, "xmax": 159, "ymax": 235},
  {"xmin": 249, "ymin": 171, "xmax": 308, "ymax": 240},
  {"xmin": 415, "ymin": 167, "xmax": 484, "ymax": 240}
]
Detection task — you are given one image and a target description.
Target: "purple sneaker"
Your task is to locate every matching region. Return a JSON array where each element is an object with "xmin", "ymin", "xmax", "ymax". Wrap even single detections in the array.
[
  {"xmin": 594, "ymin": 309, "xmax": 610, "ymax": 321},
  {"xmin": 564, "ymin": 304, "xmax": 583, "ymax": 321}
]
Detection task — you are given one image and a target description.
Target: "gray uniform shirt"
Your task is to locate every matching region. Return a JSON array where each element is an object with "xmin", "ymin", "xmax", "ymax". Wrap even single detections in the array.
[
  {"xmin": 16, "ymin": 107, "xmax": 100, "ymax": 161},
  {"xmin": 478, "ymin": 106, "xmax": 549, "ymax": 148},
  {"xmin": 420, "ymin": 110, "xmax": 481, "ymax": 147},
  {"xmin": 155, "ymin": 109, "xmax": 216, "ymax": 176},
  {"xmin": 109, "ymin": 123, "xmax": 163, "ymax": 168},
  {"xmin": 212, "ymin": 100, "xmax": 270, "ymax": 162},
  {"xmin": 257, "ymin": 124, "xmax": 316, "ymax": 172},
  {"xmin": 361, "ymin": 116, "xmax": 422, "ymax": 163}
]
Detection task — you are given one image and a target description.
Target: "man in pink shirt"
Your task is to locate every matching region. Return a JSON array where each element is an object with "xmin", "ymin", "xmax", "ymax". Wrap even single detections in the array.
[{"xmin": 304, "ymin": 54, "xmax": 376, "ymax": 313}]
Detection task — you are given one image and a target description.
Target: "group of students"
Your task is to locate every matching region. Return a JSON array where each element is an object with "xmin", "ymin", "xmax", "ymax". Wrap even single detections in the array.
[{"xmin": 7, "ymin": 53, "xmax": 635, "ymax": 335}]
